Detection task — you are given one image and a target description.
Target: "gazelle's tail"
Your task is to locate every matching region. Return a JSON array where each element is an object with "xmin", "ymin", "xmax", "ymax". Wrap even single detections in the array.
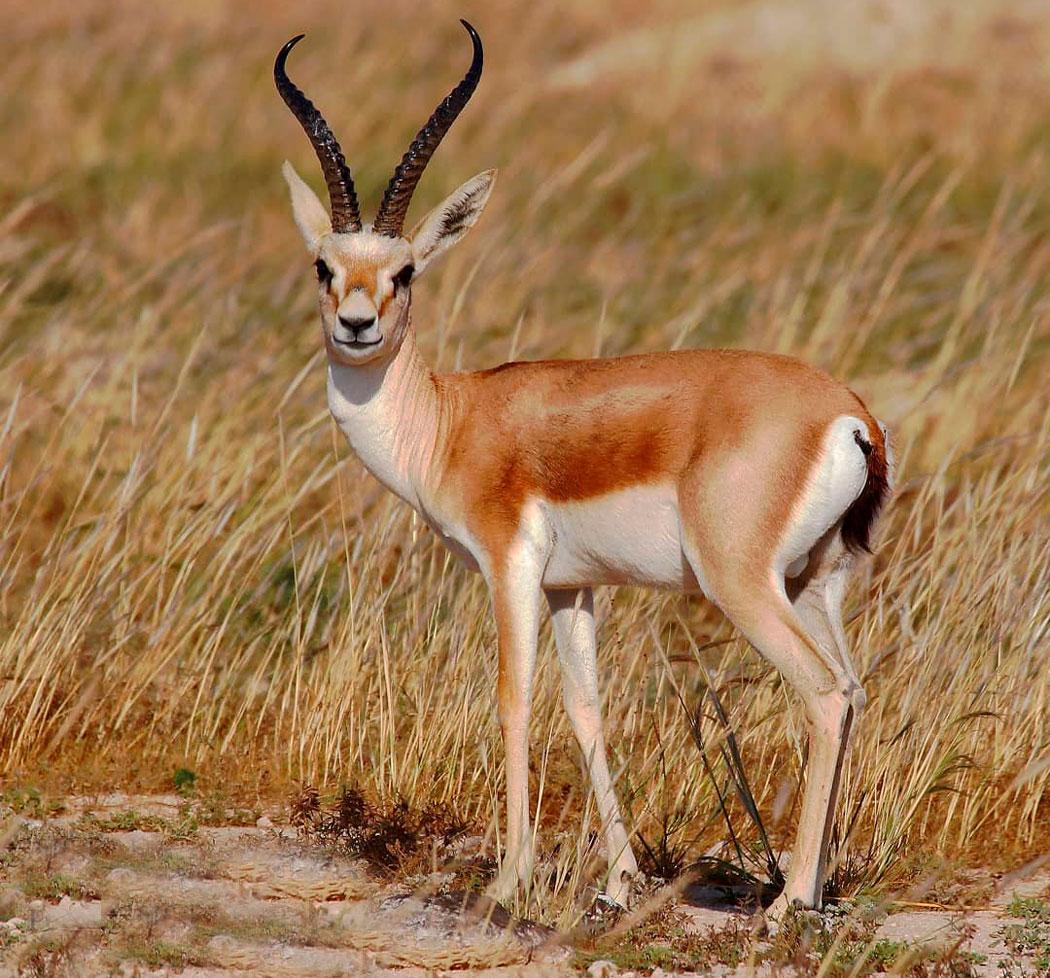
[{"xmin": 841, "ymin": 422, "xmax": 892, "ymax": 554}]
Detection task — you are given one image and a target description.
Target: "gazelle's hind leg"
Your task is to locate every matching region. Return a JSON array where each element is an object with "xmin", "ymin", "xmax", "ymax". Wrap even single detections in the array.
[
  {"xmin": 696, "ymin": 574, "xmax": 855, "ymax": 913},
  {"xmin": 547, "ymin": 587, "xmax": 638, "ymax": 907},
  {"xmin": 677, "ymin": 417, "xmax": 873, "ymax": 914},
  {"xmin": 680, "ymin": 511, "xmax": 855, "ymax": 913},
  {"xmin": 787, "ymin": 530, "xmax": 867, "ymax": 717}
]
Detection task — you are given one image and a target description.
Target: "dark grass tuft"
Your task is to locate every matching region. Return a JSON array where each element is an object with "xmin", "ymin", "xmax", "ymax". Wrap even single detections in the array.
[{"xmin": 290, "ymin": 784, "xmax": 473, "ymax": 875}]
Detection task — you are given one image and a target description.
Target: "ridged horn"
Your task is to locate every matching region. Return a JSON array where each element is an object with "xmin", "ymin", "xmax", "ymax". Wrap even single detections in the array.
[
  {"xmin": 372, "ymin": 20, "xmax": 483, "ymax": 237},
  {"xmin": 274, "ymin": 34, "xmax": 362, "ymax": 233}
]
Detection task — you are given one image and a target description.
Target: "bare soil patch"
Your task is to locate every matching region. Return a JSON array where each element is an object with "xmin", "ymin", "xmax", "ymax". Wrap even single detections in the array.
[{"xmin": 2, "ymin": 798, "xmax": 1047, "ymax": 977}]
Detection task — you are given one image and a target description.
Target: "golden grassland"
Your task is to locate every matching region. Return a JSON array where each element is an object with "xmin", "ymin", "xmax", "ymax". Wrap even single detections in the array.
[{"xmin": 0, "ymin": 0, "xmax": 1047, "ymax": 923}]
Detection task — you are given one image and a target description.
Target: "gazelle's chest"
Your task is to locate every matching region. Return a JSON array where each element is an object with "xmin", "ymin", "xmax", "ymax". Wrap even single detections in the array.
[
  {"xmin": 415, "ymin": 500, "xmax": 484, "ymax": 575},
  {"xmin": 338, "ymin": 414, "xmax": 413, "ymax": 502}
]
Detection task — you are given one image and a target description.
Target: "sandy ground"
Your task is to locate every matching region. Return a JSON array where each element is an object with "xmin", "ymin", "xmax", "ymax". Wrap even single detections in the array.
[{"xmin": 1, "ymin": 796, "xmax": 1047, "ymax": 977}]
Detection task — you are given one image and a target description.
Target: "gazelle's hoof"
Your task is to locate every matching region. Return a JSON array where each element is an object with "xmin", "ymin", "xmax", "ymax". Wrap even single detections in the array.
[
  {"xmin": 603, "ymin": 870, "xmax": 635, "ymax": 911},
  {"xmin": 581, "ymin": 891, "xmax": 628, "ymax": 931},
  {"xmin": 763, "ymin": 892, "xmax": 821, "ymax": 924},
  {"xmin": 595, "ymin": 891, "xmax": 628, "ymax": 913},
  {"xmin": 485, "ymin": 869, "xmax": 523, "ymax": 906}
]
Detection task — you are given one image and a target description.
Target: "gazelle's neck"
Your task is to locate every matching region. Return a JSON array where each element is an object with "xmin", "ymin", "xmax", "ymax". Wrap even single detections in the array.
[{"xmin": 326, "ymin": 324, "xmax": 444, "ymax": 510}]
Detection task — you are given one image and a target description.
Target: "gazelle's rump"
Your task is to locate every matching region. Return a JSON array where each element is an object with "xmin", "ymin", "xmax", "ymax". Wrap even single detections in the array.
[{"xmin": 777, "ymin": 415, "xmax": 884, "ymax": 577}]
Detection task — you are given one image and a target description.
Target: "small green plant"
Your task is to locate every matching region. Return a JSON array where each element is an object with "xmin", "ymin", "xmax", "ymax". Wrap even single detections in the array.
[
  {"xmin": 997, "ymin": 897, "xmax": 1050, "ymax": 975},
  {"xmin": 0, "ymin": 926, "xmax": 22, "ymax": 950},
  {"xmin": 76, "ymin": 810, "xmax": 169, "ymax": 833},
  {"xmin": 190, "ymin": 790, "xmax": 259, "ymax": 827},
  {"xmin": 172, "ymin": 767, "xmax": 198, "ymax": 795},
  {"xmin": 122, "ymin": 937, "xmax": 206, "ymax": 969},
  {"xmin": 869, "ymin": 938, "xmax": 909, "ymax": 968},
  {"xmin": 21, "ymin": 873, "xmax": 99, "ymax": 903},
  {"xmin": 1, "ymin": 787, "xmax": 63, "ymax": 819}
]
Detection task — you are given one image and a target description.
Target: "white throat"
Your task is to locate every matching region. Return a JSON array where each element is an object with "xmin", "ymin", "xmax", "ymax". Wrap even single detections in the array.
[{"xmin": 326, "ymin": 329, "xmax": 441, "ymax": 509}]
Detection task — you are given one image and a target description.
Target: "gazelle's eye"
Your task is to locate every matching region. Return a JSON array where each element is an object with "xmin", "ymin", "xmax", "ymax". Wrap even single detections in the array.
[
  {"xmin": 393, "ymin": 264, "xmax": 415, "ymax": 291},
  {"xmin": 314, "ymin": 259, "xmax": 333, "ymax": 286}
]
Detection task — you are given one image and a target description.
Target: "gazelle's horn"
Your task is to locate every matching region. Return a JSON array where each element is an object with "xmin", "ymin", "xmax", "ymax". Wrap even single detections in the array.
[
  {"xmin": 372, "ymin": 20, "xmax": 483, "ymax": 237},
  {"xmin": 275, "ymin": 34, "xmax": 362, "ymax": 233}
]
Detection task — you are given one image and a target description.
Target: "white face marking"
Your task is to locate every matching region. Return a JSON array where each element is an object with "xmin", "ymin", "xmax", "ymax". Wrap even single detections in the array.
[
  {"xmin": 540, "ymin": 484, "xmax": 700, "ymax": 592},
  {"xmin": 777, "ymin": 415, "xmax": 872, "ymax": 574}
]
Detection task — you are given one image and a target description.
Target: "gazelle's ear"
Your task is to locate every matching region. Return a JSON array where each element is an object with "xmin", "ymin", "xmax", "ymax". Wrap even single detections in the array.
[
  {"xmin": 282, "ymin": 161, "xmax": 331, "ymax": 251},
  {"xmin": 408, "ymin": 170, "xmax": 496, "ymax": 276}
]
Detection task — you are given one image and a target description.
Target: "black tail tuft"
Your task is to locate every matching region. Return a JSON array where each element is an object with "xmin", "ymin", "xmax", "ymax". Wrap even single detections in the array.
[{"xmin": 841, "ymin": 428, "xmax": 890, "ymax": 554}]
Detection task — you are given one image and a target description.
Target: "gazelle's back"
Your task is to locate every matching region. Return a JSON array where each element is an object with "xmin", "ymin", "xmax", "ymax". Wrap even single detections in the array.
[{"xmin": 439, "ymin": 348, "xmax": 881, "ymax": 526}]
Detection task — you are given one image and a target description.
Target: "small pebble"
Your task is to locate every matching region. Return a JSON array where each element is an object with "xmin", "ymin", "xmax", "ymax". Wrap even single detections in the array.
[
  {"xmin": 588, "ymin": 960, "xmax": 619, "ymax": 978},
  {"xmin": 256, "ymin": 815, "xmax": 273, "ymax": 829}
]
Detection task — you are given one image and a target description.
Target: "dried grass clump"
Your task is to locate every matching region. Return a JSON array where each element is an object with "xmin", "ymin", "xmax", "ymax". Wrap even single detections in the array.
[{"xmin": 291, "ymin": 784, "xmax": 472, "ymax": 874}]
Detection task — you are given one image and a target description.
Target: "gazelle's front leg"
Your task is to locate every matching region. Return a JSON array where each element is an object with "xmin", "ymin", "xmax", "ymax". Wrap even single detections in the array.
[
  {"xmin": 547, "ymin": 587, "xmax": 638, "ymax": 907},
  {"xmin": 487, "ymin": 546, "xmax": 545, "ymax": 902}
]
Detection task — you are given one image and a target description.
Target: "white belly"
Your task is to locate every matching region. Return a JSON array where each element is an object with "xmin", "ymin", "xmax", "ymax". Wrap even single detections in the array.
[{"xmin": 540, "ymin": 484, "xmax": 698, "ymax": 591}]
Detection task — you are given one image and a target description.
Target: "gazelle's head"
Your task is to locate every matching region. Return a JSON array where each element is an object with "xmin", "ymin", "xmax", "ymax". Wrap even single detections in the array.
[{"xmin": 276, "ymin": 21, "xmax": 496, "ymax": 366}]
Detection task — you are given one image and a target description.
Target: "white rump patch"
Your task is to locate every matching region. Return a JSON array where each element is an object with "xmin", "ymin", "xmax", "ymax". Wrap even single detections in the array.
[{"xmin": 777, "ymin": 415, "xmax": 872, "ymax": 576}]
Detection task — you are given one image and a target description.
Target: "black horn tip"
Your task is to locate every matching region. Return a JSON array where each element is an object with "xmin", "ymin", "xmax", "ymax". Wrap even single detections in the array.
[
  {"xmin": 459, "ymin": 19, "xmax": 482, "ymax": 59},
  {"xmin": 275, "ymin": 34, "xmax": 306, "ymax": 71}
]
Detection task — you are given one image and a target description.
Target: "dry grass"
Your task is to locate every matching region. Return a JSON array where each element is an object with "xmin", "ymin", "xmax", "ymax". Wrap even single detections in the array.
[{"xmin": 0, "ymin": 0, "xmax": 1047, "ymax": 928}]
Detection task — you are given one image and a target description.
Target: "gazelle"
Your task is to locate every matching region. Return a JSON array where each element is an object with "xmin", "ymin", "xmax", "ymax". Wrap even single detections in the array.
[{"xmin": 275, "ymin": 21, "xmax": 892, "ymax": 916}]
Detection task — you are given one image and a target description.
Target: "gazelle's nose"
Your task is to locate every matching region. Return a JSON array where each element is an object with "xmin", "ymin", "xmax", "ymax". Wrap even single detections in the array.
[{"xmin": 338, "ymin": 315, "xmax": 376, "ymax": 336}]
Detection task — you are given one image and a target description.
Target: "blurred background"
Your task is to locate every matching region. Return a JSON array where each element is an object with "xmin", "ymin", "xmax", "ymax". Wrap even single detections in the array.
[{"xmin": 0, "ymin": 0, "xmax": 1046, "ymax": 920}]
